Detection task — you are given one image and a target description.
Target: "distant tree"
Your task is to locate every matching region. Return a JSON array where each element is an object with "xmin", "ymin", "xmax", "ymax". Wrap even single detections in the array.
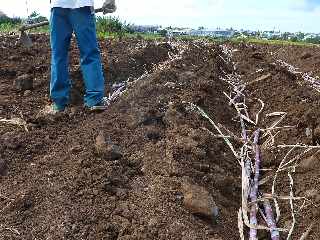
[
  {"xmin": 29, "ymin": 11, "xmax": 38, "ymax": 19},
  {"xmin": 305, "ymin": 36, "xmax": 320, "ymax": 44},
  {"xmin": 296, "ymin": 32, "xmax": 305, "ymax": 41},
  {"xmin": 159, "ymin": 29, "xmax": 168, "ymax": 37},
  {"xmin": 0, "ymin": 10, "xmax": 22, "ymax": 24},
  {"xmin": 198, "ymin": 26, "xmax": 205, "ymax": 30},
  {"xmin": 125, "ymin": 24, "xmax": 135, "ymax": 34},
  {"xmin": 282, "ymin": 32, "xmax": 291, "ymax": 40},
  {"xmin": 27, "ymin": 11, "xmax": 48, "ymax": 24},
  {"xmin": 290, "ymin": 36, "xmax": 298, "ymax": 42}
]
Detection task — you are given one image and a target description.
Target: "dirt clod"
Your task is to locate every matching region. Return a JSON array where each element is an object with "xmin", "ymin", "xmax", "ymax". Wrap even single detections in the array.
[
  {"xmin": 181, "ymin": 182, "xmax": 219, "ymax": 220},
  {"xmin": 300, "ymin": 155, "xmax": 319, "ymax": 171},
  {"xmin": 0, "ymin": 159, "xmax": 8, "ymax": 176},
  {"xmin": 95, "ymin": 131, "xmax": 107, "ymax": 156},
  {"xmin": 23, "ymin": 89, "xmax": 32, "ymax": 96},
  {"xmin": 14, "ymin": 74, "xmax": 33, "ymax": 91},
  {"xmin": 301, "ymin": 52, "xmax": 312, "ymax": 60},
  {"xmin": 251, "ymin": 52, "xmax": 264, "ymax": 60},
  {"xmin": 95, "ymin": 131, "xmax": 122, "ymax": 160}
]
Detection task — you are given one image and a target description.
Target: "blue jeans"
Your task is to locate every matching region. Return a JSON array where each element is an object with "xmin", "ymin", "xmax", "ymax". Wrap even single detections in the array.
[{"xmin": 50, "ymin": 7, "xmax": 105, "ymax": 109}]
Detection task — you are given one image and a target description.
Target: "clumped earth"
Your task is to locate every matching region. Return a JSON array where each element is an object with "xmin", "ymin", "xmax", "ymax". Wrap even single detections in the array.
[{"xmin": 0, "ymin": 34, "xmax": 319, "ymax": 239}]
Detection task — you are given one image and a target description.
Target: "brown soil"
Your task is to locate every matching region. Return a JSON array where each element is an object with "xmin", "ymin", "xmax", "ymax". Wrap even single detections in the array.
[{"xmin": 0, "ymin": 34, "xmax": 319, "ymax": 239}]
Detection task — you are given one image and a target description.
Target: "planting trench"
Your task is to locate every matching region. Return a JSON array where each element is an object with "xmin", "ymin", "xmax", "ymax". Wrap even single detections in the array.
[{"xmin": 0, "ymin": 35, "xmax": 319, "ymax": 239}]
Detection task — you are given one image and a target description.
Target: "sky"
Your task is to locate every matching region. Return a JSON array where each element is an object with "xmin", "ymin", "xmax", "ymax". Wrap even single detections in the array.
[{"xmin": 1, "ymin": 0, "xmax": 320, "ymax": 33}]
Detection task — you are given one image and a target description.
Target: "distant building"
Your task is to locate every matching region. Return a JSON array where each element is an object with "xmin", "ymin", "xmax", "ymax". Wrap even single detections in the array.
[
  {"xmin": 209, "ymin": 30, "xmax": 235, "ymax": 38},
  {"xmin": 129, "ymin": 25, "xmax": 161, "ymax": 34},
  {"xmin": 169, "ymin": 28, "xmax": 192, "ymax": 36},
  {"xmin": 261, "ymin": 31, "xmax": 281, "ymax": 39}
]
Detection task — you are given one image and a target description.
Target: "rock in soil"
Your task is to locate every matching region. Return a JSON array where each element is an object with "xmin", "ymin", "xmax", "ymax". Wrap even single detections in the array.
[
  {"xmin": 251, "ymin": 52, "xmax": 264, "ymax": 60},
  {"xmin": 95, "ymin": 131, "xmax": 107, "ymax": 155},
  {"xmin": 23, "ymin": 90, "xmax": 32, "ymax": 96},
  {"xmin": 181, "ymin": 182, "xmax": 219, "ymax": 221},
  {"xmin": 300, "ymin": 155, "xmax": 319, "ymax": 171},
  {"xmin": 0, "ymin": 159, "xmax": 8, "ymax": 176},
  {"xmin": 95, "ymin": 131, "xmax": 122, "ymax": 160},
  {"xmin": 301, "ymin": 52, "xmax": 312, "ymax": 60},
  {"xmin": 14, "ymin": 74, "xmax": 33, "ymax": 91},
  {"xmin": 2, "ymin": 132, "xmax": 22, "ymax": 150}
]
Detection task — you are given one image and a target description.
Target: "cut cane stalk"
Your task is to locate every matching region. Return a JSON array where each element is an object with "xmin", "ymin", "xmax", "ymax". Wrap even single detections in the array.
[
  {"xmin": 263, "ymin": 199, "xmax": 280, "ymax": 240},
  {"xmin": 287, "ymin": 169, "xmax": 296, "ymax": 240},
  {"xmin": 249, "ymin": 129, "xmax": 261, "ymax": 240}
]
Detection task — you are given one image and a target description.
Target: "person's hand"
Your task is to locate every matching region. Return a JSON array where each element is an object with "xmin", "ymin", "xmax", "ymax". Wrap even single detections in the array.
[{"xmin": 102, "ymin": 0, "xmax": 117, "ymax": 14}]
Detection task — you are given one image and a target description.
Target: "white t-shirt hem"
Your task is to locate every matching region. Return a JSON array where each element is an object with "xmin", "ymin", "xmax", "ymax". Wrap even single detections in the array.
[{"xmin": 50, "ymin": 0, "xmax": 94, "ymax": 9}]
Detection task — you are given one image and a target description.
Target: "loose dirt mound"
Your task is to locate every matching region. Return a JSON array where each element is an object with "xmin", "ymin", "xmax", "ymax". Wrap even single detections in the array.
[{"xmin": 0, "ymin": 35, "xmax": 319, "ymax": 239}]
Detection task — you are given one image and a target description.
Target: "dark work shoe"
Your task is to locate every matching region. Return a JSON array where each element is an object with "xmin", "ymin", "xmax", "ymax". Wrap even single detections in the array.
[
  {"xmin": 41, "ymin": 103, "xmax": 65, "ymax": 115},
  {"xmin": 89, "ymin": 97, "xmax": 110, "ymax": 112},
  {"xmin": 36, "ymin": 103, "xmax": 65, "ymax": 120}
]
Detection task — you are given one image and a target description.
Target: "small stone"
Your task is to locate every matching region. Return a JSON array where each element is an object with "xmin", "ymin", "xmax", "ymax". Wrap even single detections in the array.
[
  {"xmin": 191, "ymin": 147, "xmax": 207, "ymax": 159},
  {"xmin": 46, "ymin": 170, "xmax": 54, "ymax": 176},
  {"xmin": 0, "ymin": 159, "xmax": 8, "ymax": 176},
  {"xmin": 301, "ymin": 52, "xmax": 312, "ymax": 60},
  {"xmin": 181, "ymin": 183, "xmax": 219, "ymax": 220},
  {"xmin": 163, "ymin": 105, "xmax": 183, "ymax": 127},
  {"xmin": 95, "ymin": 132, "xmax": 122, "ymax": 160},
  {"xmin": 164, "ymin": 82, "xmax": 176, "ymax": 89},
  {"xmin": 2, "ymin": 132, "xmax": 21, "ymax": 150},
  {"xmin": 116, "ymin": 188, "xmax": 128, "ymax": 200},
  {"xmin": 145, "ymin": 126, "xmax": 161, "ymax": 141},
  {"xmin": 312, "ymin": 126, "xmax": 320, "ymax": 143},
  {"xmin": 109, "ymin": 144, "xmax": 123, "ymax": 160},
  {"xmin": 300, "ymin": 155, "xmax": 318, "ymax": 171},
  {"xmin": 305, "ymin": 189, "xmax": 318, "ymax": 198},
  {"xmin": 23, "ymin": 90, "xmax": 32, "ymax": 96},
  {"xmin": 175, "ymin": 136, "xmax": 198, "ymax": 151},
  {"xmin": 69, "ymin": 107, "xmax": 77, "ymax": 117},
  {"xmin": 178, "ymin": 71, "xmax": 196, "ymax": 82},
  {"xmin": 14, "ymin": 74, "xmax": 33, "ymax": 91},
  {"xmin": 305, "ymin": 128, "xmax": 312, "ymax": 138},
  {"xmin": 92, "ymin": 189, "xmax": 99, "ymax": 196},
  {"xmin": 70, "ymin": 145, "xmax": 82, "ymax": 153},
  {"xmin": 284, "ymin": 220, "xmax": 292, "ymax": 229},
  {"xmin": 251, "ymin": 52, "xmax": 264, "ymax": 60},
  {"xmin": 95, "ymin": 131, "xmax": 107, "ymax": 156},
  {"xmin": 148, "ymin": 218, "xmax": 158, "ymax": 227}
]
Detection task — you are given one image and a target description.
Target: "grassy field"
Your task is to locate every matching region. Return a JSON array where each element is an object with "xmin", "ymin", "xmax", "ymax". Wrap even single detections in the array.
[{"xmin": 232, "ymin": 37, "xmax": 318, "ymax": 46}]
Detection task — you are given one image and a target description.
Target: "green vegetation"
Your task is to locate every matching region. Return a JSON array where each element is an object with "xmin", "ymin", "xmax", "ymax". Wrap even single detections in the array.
[
  {"xmin": 0, "ymin": 22, "xmax": 19, "ymax": 32},
  {"xmin": 96, "ymin": 16, "xmax": 134, "ymax": 39},
  {"xmin": 0, "ymin": 15, "xmax": 22, "ymax": 32},
  {"xmin": 27, "ymin": 11, "xmax": 48, "ymax": 24},
  {"xmin": 0, "ymin": 12, "xmax": 319, "ymax": 46},
  {"xmin": 230, "ymin": 37, "xmax": 317, "ymax": 47}
]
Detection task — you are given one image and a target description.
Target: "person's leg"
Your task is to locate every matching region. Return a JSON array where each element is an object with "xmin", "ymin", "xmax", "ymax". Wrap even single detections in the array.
[
  {"xmin": 50, "ymin": 7, "xmax": 73, "ymax": 110},
  {"xmin": 70, "ymin": 7, "xmax": 105, "ymax": 107}
]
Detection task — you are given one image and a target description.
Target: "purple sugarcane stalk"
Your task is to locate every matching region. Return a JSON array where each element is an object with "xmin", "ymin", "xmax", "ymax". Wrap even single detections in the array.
[
  {"xmin": 240, "ymin": 118, "xmax": 247, "ymax": 141},
  {"xmin": 263, "ymin": 200, "xmax": 280, "ymax": 240},
  {"xmin": 249, "ymin": 129, "xmax": 261, "ymax": 240}
]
